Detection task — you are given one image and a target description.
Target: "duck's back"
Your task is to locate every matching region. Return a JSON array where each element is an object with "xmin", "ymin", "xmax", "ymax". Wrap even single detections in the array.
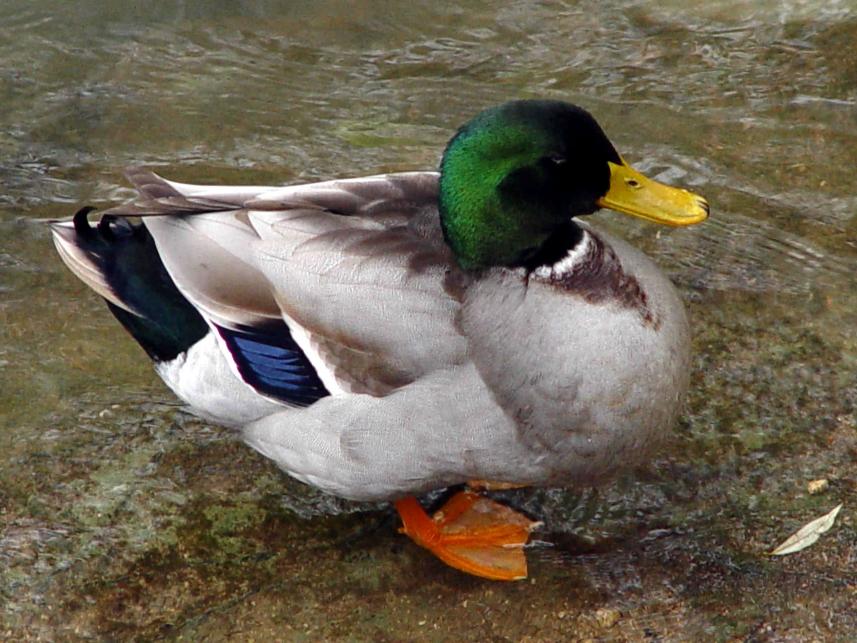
[{"xmin": 51, "ymin": 170, "xmax": 469, "ymax": 426}]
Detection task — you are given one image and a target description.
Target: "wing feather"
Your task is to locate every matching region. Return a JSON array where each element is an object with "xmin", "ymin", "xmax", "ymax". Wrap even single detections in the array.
[
  {"xmin": 113, "ymin": 169, "xmax": 460, "ymax": 395},
  {"xmin": 143, "ymin": 214, "xmax": 281, "ymax": 328},
  {"xmin": 248, "ymin": 208, "xmax": 466, "ymax": 392}
]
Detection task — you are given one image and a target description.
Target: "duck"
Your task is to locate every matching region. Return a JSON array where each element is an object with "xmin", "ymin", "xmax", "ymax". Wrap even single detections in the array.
[{"xmin": 50, "ymin": 100, "xmax": 708, "ymax": 581}]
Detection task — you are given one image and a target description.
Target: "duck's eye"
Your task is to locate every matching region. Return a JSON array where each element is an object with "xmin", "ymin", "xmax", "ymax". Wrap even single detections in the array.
[{"xmin": 547, "ymin": 154, "xmax": 567, "ymax": 166}]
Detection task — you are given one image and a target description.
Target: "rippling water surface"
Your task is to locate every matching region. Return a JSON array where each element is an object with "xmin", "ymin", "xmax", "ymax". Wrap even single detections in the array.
[{"xmin": 1, "ymin": 0, "xmax": 855, "ymax": 637}]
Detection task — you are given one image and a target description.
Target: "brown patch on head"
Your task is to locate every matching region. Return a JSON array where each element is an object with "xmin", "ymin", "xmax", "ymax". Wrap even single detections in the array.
[{"xmin": 532, "ymin": 234, "xmax": 660, "ymax": 329}]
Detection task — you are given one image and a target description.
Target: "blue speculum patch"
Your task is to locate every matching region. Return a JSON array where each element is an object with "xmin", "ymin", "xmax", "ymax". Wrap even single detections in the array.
[{"xmin": 216, "ymin": 322, "xmax": 329, "ymax": 406}]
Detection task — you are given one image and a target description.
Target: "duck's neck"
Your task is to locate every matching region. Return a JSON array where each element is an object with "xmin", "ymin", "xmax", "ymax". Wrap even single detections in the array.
[
  {"xmin": 438, "ymin": 146, "xmax": 560, "ymax": 270},
  {"xmin": 437, "ymin": 107, "xmax": 576, "ymax": 270},
  {"xmin": 516, "ymin": 220, "xmax": 586, "ymax": 273}
]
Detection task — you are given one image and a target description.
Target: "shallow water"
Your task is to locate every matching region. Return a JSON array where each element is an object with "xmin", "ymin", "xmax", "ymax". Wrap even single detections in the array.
[{"xmin": 2, "ymin": 1, "xmax": 855, "ymax": 640}]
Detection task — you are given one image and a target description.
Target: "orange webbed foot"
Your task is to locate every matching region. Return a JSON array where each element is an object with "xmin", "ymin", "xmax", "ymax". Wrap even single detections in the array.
[{"xmin": 395, "ymin": 491, "xmax": 540, "ymax": 581}]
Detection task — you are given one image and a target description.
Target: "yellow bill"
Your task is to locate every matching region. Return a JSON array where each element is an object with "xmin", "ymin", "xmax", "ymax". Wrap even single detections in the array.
[{"xmin": 596, "ymin": 160, "xmax": 709, "ymax": 226}]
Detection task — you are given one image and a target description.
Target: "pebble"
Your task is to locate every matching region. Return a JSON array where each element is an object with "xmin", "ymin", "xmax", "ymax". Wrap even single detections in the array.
[
  {"xmin": 807, "ymin": 479, "xmax": 829, "ymax": 495},
  {"xmin": 595, "ymin": 607, "xmax": 620, "ymax": 629}
]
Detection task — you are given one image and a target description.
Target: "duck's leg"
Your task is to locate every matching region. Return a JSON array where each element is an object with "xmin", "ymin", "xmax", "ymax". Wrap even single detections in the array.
[
  {"xmin": 241, "ymin": 367, "xmax": 539, "ymax": 580},
  {"xmin": 395, "ymin": 491, "xmax": 540, "ymax": 581}
]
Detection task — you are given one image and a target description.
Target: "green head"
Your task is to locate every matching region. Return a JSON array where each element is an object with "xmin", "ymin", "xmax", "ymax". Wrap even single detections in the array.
[{"xmin": 439, "ymin": 100, "xmax": 621, "ymax": 270}]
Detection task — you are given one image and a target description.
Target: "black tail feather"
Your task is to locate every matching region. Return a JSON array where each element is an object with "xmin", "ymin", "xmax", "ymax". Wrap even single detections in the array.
[{"xmin": 55, "ymin": 210, "xmax": 209, "ymax": 362}]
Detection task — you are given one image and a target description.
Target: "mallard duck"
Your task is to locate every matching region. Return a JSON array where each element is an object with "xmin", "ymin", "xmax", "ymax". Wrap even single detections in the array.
[{"xmin": 51, "ymin": 100, "xmax": 708, "ymax": 580}]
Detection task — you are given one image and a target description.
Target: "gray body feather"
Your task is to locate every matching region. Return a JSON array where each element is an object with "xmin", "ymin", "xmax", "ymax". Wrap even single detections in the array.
[{"xmin": 53, "ymin": 170, "xmax": 690, "ymax": 501}]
